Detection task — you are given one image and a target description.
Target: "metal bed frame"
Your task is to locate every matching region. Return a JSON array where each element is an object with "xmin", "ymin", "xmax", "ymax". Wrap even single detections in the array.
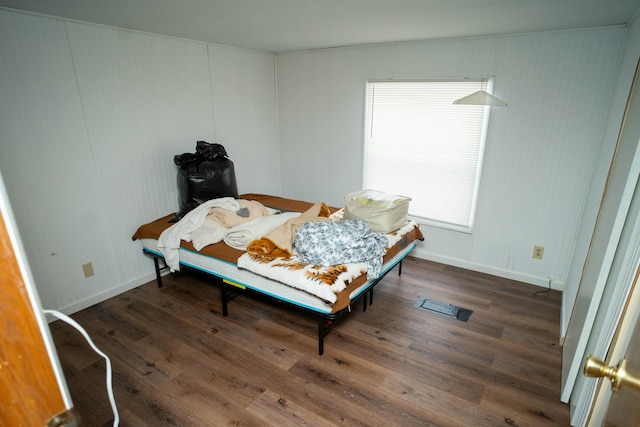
[{"xmin": 144, "ymin": 248, "xmax": 405, "ymax": 355}]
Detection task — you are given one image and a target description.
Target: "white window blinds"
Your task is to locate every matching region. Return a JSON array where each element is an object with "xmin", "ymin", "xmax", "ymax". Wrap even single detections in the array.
[{"xmin": 364, "ymin": 80, "xmax": 491, "ymax": 231}]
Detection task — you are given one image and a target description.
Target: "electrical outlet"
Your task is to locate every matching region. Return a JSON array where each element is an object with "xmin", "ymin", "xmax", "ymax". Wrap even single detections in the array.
[
  {"xmin": 533, "ymin": 245, "xmax": 544, "ymax": 260},
  {"xmin": 82, "ymin": 262, "xmax": 94, "ymax": 278}
]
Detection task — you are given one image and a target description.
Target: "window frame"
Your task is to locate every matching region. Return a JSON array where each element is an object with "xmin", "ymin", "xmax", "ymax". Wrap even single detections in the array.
[{"xmin": 362, "ymin": 78, "xmax": 494, "ymax": 233}]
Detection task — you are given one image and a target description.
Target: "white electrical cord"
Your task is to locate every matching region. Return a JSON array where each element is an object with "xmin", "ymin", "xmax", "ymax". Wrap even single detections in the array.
[{"xmin": 44, "ymin": 309, "xmax": 120, "ymax": 427}]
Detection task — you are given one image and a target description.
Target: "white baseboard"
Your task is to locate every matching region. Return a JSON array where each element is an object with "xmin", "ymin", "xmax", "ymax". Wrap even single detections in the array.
[
  {"xmin": 47, "ymin": 247, "xmax": 564, "ymax": 320},
  {"xmin": 46, "ymin": 271, "xmax": 160, "ymax": 320},
  {"xmin": 410, "ymin": 247, "xmax": 565, "ymax": 291}
]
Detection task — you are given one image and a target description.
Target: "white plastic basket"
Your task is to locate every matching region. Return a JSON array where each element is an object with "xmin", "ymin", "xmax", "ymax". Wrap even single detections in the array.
[{"xmin": 343, "ymin": 189, "xmax": 411, "ymax": 233}]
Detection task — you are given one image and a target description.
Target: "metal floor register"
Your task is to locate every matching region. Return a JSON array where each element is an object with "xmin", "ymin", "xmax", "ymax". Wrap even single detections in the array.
[{"xmin": 414, "ymin": 297, "xmax": 473, "ymax": 322}]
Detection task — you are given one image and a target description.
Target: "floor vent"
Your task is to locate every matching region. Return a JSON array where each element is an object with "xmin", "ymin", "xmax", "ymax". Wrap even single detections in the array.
[{"xmin": 413, "ymin": 298, "xmax": 473, "ymax": 322}]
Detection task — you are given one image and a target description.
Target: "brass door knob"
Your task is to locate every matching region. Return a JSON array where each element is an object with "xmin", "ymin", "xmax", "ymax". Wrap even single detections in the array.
[{"xmin": 584, "ymin": 354, "xmax": 640, "ymax": 393}]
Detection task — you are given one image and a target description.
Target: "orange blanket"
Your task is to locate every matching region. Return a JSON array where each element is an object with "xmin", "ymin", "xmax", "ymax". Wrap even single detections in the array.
[{"xmin": 246, "ymin": 202, "xmax": 331, "ymax": 257}]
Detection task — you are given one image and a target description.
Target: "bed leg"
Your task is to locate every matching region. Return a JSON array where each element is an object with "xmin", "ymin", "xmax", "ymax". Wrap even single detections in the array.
[
  {"xmin": 398, "ymin": 260, "xmax": 403, "ymax": 276},
  {"xmin": 318, "ymin": 318, "xmax": 331, "ymax": 355},
  {"xmin": 153, "ymin": 257, "xmax": 163, "ymax": 288},
  {"xmin": 220, "ymin": 284, "xmax": 229, "ymax": 317}
]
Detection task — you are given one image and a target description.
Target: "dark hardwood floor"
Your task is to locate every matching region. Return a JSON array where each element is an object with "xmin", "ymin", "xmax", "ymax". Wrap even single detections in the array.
[{"xmin": 49, "ymin": 257, "xmax": 570, "ymax": 426}]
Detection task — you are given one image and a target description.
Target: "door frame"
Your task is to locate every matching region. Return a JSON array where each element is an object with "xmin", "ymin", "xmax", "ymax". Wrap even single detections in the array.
[
  {"xmin": 574, "ymin": 154, "xmax": 640, "ymax": 425},
  {"xmin": 0, "ymin": 170, "xmax": 73, "ymax": 424},
  {"xmin": 565, "ymin": 57, "xmax": 640, "ymax": 424},
  {"xmin": 587, "ymin": 258, "xmax": 640, "ymax": 426},
  {"xmin": 561, "ymin": 57, "xmax": 640, "ymax": 422}
]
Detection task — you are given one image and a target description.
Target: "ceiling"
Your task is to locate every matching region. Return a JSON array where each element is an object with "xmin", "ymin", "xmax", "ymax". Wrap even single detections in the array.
[{"xmin": 2, "ymin": 0, "xmax": 640, "ymax": 52}]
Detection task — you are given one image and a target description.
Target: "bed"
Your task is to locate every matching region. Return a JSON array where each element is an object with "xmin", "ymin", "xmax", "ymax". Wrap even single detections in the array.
[{"xmin": 132, "ymin": 193, "xmax": 424, "ymax": 354}]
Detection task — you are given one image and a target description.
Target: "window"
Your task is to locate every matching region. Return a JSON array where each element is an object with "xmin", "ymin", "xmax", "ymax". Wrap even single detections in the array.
[{"xmin": 364, "ymin": 79, "xmax": 493, "ymax": 232}]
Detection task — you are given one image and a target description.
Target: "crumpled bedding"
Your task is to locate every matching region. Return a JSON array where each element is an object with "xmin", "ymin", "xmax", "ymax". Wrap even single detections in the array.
[
  {"xmin": 191, "ymin": 199, "xmax": 277, "ymax": 250},
  {"xmin": 159, "ymin": 198, "xmax": 277, "ymax": 270},
  {"xmin": 157, "ymin": 197, "xmax": 240, "ymax": 271},
  {"xmin": 245, "ymin": 202, "xmax": 331, "ymax": 257},
  {"xmin": 222, "ymin": 212, "xmax": 301, "ymax": 250},
  {"xmin": 236, "ymin": 218, "xmax": 422, "ymax": 303},
  {"xmin": 294, "ymin": 219, "xmax": 388, "ymax": 279},
  {"xmin": 207, "ymin": 199, "xmax": 272, "ymax": 228}
]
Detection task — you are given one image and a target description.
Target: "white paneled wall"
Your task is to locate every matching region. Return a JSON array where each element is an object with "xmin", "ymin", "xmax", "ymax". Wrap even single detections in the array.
[
  {"xmin": 276, "ymin": 28, "xmax": 627, "ymax": 289},
  {"xmin": 65, "ymin": 21, "xmax": 216, "ymax": 289},
  {"xmin": 0, "ymin": 10, "xmax": 279, "ymax": 312},
  {"xmin": 208, "ymin": 45, "xmax": 281, "ymax": 194},
  {"xmin": 277, "ymin": 48, "xmax": 370, "ymax": 205},
  {"xmin": 0, "ymin": 12, "xmax": 105, "ymax": 309}
]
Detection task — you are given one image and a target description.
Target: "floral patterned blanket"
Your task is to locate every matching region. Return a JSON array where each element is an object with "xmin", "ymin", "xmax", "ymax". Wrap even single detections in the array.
[{"xmin": 237, "ymin": 218, "xmax": 421, "ymax": 303}]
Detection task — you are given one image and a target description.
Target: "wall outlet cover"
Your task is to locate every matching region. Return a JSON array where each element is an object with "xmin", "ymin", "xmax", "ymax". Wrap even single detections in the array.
[
  {"xmin": 533, "ymin": 245, "xmax": 544, "ymax": 260},
  {"xmin": 82, "ymin": 262, "xmax": 94, "ymax": 278}
]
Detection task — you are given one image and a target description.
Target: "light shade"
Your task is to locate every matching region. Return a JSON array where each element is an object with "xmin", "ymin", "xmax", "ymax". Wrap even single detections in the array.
[{"xmin": 453, "ymin": 90, "xmax": 507, "ymax": 106}]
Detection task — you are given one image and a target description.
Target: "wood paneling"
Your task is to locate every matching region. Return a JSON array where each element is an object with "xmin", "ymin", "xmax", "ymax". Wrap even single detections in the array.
[{"xmin": 50, "ymin": 257, "xmax": 569, "ymax": 426}]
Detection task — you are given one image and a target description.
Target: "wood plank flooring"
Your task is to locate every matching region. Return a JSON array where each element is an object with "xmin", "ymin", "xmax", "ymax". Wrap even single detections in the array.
[{"xmin": 49, "ymin": 257, "xmax": 570, "ymax": 426}]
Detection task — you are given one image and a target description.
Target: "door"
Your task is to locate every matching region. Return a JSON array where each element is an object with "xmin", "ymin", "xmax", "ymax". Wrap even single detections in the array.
[
  {"xmin": 0, "ymin": 171, "xmax": 76, "ymax": 426},
  {"xmin": 583, "ymin": 261, "xmax": 640, "ymax": 426},
  {"xmin": 561, "ymin": 58, "xmax": 640, "ymax": 403}
]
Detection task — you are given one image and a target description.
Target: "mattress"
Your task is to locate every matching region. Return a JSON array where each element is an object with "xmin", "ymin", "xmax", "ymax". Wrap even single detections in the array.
[{"xmin": 139, "ymin": 237, "xmax": 417, "ymax": 314}]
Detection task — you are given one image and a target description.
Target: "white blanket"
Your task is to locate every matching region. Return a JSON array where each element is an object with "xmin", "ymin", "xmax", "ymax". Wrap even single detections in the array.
[
  {"xmin": 191, "ymin": 217, "xmax": 228, "ymax": 251},
  {"xmin": 158, "ymin": 197, "xmax": 239, "ymax": 271},
  {"xmin": 222, "ymin": 212, "xmax": 301, "ymax": 250}
]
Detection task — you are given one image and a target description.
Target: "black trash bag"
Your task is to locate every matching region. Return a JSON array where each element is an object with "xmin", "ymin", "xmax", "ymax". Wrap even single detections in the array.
[
  {"xmin": 174, "ymin": 140, "xmax": 229, "ymax": 165},
  {"xmin": 171, "ymin": 141, "xmax": 239, "ymax": 222}
]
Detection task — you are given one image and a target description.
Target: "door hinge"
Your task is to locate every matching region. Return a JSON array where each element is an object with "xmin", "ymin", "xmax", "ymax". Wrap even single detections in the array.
[{"xmin": 48, "ymin": 407, "xmax": 80, "ymax": 427}]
